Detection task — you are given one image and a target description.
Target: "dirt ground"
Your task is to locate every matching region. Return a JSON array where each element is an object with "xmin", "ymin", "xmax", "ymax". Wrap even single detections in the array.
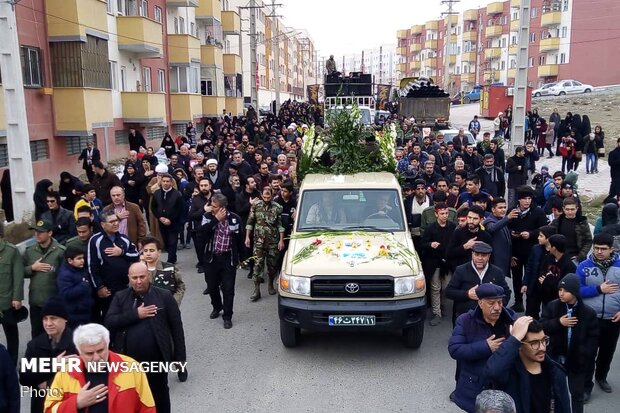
[{"xmin": 532, "ymin": 90, "xmax": 620, "ymax": 152}]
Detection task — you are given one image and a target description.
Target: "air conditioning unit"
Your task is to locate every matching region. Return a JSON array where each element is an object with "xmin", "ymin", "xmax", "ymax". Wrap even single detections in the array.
[{"xmin": 506, "ymin": 87, "xmax": 515, "ymax": 96}]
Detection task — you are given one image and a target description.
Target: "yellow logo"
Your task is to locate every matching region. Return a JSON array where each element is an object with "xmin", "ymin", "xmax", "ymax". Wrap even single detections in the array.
[{"xmin": 37, "ymin": 221, "xmax": 44, "ymax": 227}]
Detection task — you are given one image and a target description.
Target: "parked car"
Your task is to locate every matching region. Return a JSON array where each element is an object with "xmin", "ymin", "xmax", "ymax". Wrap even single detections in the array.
[
  {"xmin": 463, "ymin": 85, "xmax": 483, "ymax": 104},
  {"xmin": 533, "ymin": 80, "xmax": 593, "ymax": 97},
  {"xmin": 438, "ymin": 129, "xmax": 477, "ymax": 145},
  {"xmin": 531, "ymin": 82, "xmax": 558, "ymax": 97}
]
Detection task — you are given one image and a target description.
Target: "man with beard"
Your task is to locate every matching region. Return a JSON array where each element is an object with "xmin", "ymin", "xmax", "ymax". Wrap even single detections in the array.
[
  {"xmin": 236, "ymin": 176, "xmax": 261, "ymax": 280},
  {"xmin": 484, "ymin": 198, "xmax": 518, "ymax": 277},
  {"xmin": 476, "ymin": 154, "xmax": 505, "ymax": 198},
  {"xmin": 404, "ymin": 179, "xmax": 433, "ymax": 253},
  {"xmin": 486, "ymin": 139, "xmax": 506, "ymax": 173},
  {"xmin": 448, "ymin": 283, "xmax": 515, "ymax": 412},
  {"xmin": 189, "ymin": 178, "xmax": 213, "ymax": 274},
  {"xmin": 506, "ymin": 147, "xmax": 528, "ymax": 208},
  {"xmin": 205, "ymin": 158, "xmax": 226, "ymax": 190},
  {"xmin": 446, "ymin": 206, "xmax": 493, "ymax": 271},
  {"xmin": 420, "ymin": 161, "xmax": 442, "ymax": 188},
  {"xmin": 151, "ymin": 175, "xmax": 185, "ymax": 264}
]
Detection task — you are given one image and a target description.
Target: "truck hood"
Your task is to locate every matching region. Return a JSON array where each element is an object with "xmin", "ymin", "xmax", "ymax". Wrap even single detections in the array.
[{"xmin": 285, "ymin": 232, "xmax": 422, "ymax": 277}]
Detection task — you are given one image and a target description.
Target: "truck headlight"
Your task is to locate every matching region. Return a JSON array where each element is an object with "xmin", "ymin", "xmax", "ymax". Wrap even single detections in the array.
[
  {"xmin": 394, "ymin": 276, "xmax": 425, "ymax": 296},
  {"xmin": 280, "ymin": 272, "xmax": 311, "ymax": 296}
]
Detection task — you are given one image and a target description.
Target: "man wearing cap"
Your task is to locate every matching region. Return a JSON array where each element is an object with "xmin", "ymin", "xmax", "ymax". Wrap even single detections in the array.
[
  {"xmin": 0, "ymin": 221, "xmax": 24, "ymax": 366},
  {"xmin": 447, "ymin": 241, "xmax": 512, "ymax": 322},
  {"xmin": 508, "ymin": 186, "xmax": 549, "ymax": 313},
  {"xmin": 91, "ymin": 161, "xmax": 122, "ymax": 206},
  {"xmin": 540, "ymin": 274, "xmax": 598, "ymax": 412},
  {"xmin": 24, "ymin": 220, "xmax": 65, "ymax": 338},
  {"xmin": 448, "ymin": 283, "xmax": 515, "ymax": 412},
  {"xmin": 205, "ymin": 158, "xmax": 226, "ymax": 190},
  {"xmin": 20, "ymin": 297, "xmax": 78, "ymax": 413}
]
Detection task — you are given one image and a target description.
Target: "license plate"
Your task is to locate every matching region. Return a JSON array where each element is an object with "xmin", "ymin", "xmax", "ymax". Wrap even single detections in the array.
[{"xmin": 328, "ymin": 315, "xmax": 376, "ymax": 326}]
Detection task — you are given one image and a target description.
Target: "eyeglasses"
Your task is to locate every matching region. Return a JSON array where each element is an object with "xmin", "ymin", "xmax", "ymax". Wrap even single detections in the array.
[
  {"xmin": 523, "ymin": 336, "xmax": 550, "ymax": 350},
  {"xmin": 594, "ymin": 246, "xmax": 611, "ymax": 252},
  {"xmin": 46, "ymin": 200, "xmax": 57, "ymax": 203},
  {"xmin": 105, "ymin": 219, "xmax": 119, "ymax": 225}
]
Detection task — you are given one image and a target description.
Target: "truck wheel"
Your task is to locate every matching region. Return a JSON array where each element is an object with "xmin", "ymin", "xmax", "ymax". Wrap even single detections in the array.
[
  {"xmin": 464, "ymin": 97, "xmax": 471, "ymax": 104},
  {"xmin": 403, "ymin": 323, "xmax": 424, "ymax": 349},
  {"xmin": 280, "ymin": 321, "xmax": 300, "ymax": 347}
]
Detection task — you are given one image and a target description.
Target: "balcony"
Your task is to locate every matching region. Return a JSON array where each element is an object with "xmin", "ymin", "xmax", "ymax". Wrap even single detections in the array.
[
  {"xmin": 461, "ymin": 73, "xmax": 476, "ymax": 83},
  {"xmin": 444, "ymin": 15, "xmax": 458, "ymax": 26},
  {"xmin": 168, "ymin": 34, "xmax": 201, "ymax": 64},
  {"xmin": 425, "ymin": 39, "xmax": 438, "ymax": 49},
  {"xmin": 196, "ymin": 0, "xmax": 221, "ymax": 19},
  {"xmin": 52, "ymin": 88, "xmax": 113, "ymax": 135},
  {"xmin": 201, "ymin": 44, "xmax": 223, "ymax": 67},
  {"xmin": 484, "ymin": 70, "xmax": 500, "ymax": 82},
  {"xmin": 397, "ymin": 63, "xmax": 407, "ymax": 72},
  {"xmin": 223, "ymin": 53, "xmax": 242, "ymax": 74},
  {"xmin": 0, "ymin": 87, "xmax": 5, "ymax": 136},
  {"xmin": 447, "ymin": 54, "xmax": 457, "ymax": 65},
  {"xmin": 509, "ymin": 44, "xmax": 518, "ymax": 55},
  {"xmin": 202, "ymin": 96, "xmax": 226, "ymax": 116},
  {"xmin": 541, "ymin": 11, "xmax": 562, "ymax": 27},
  {"xmin": 225, "ymin": 97, "xmax": 243, "ymax": 116},
  {"xmin": 484, "ymin": 47, "xmax": 501, "ymax": 60},
  {"xmin": 464, "ymin": 9, "xmax": 478, "ymax": 21},
  {"xmin": 538, "ymin": 64, "xmax": 559, "ymax": 77},
  {"xmin": 485, "ymin": 25, "xmax": 503, "ymax": 38},
  {"xmin": 409, "ymin": 61, "xmax": 421, "ymax": 71},
  {"xmin": 222, "ymin": 11, "xmax": 240, "ymax": 35},
  {"xmin": 508, "ymin": 68, "xmax": 516, "ymax": 78},
  {"xmin": 510, "ymin": 19, "xmax": 520, "ymax": 31},
  {"xmin": 117, "ymin": 16, "xmax": 163, "ymax": 56},
  {"xmin": 121, "ymin": 92, "xmax": 166, "ymax": 123},
  {"xmin": 425, "ymin": 20, "xmax": 439, "ymax": 31},
  {"xmin": 171, "ymin": 94, "xmax": 202, "ymax": 123},
  {"xmin": 462, "ymin": 30, "xmax": 477, "ymax": 42},
  {"xmin": 397, "ymin": 46, "xmax": 408, "ymax": 56},
  {"xmin": 511, "ymin": 0, "xmax": 521, "ymax": 7},
  {"xmin": 409, "ymin": 43, "xmax": 422, "ymax": 53},
  {"xmin": 462, "ymin": 52, "xmax": 477, "ymax": 63},
  {"xmin": 487, "ymin": 2, "xmax": 504, "ymax": 15},
  {"xmin": 423, "ymin": 58, "xmax": 436, "ymax": 68},
  {"xmin": 539, "ymin": 37, "xmax": 561, "ymax": 52},
  {"xmin": 46, "ymin": 0, "xmax": 108, "ymax": 41},
  {"xmin": 397, "ymin": 29, "xmax": 409, "ymax": 39},
  {"xmin": 410, "ymin": 25, "xmax": 424, "ymax": 35},
  {"xmin": 168, "ymin": 0, "xmax": 199, "ymax": 6}
]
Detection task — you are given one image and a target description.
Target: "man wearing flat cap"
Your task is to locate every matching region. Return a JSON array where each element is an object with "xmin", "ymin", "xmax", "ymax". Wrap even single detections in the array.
[
  {"xmin": 446, "ymin": 241, "xmax": 512, "ymax": 323},
  {"xmin": 448, "ymin": 283, "xmax": 516, "ymax": 412}
]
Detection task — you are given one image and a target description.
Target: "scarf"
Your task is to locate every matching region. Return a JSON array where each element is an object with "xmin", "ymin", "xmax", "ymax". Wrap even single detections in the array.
[
  {"xmin": 593, "ymin": 254, "xmax": 616, "ymax": 275},
  {"xmin": 483, "ymin": 165, "xmax": 499, "ymax": 183}
]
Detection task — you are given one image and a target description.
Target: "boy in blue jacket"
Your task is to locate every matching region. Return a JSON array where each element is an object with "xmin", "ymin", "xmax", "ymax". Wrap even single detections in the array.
[{"xmin": 55, "ymin": 246, "xmax": 93, "ymax": 328}]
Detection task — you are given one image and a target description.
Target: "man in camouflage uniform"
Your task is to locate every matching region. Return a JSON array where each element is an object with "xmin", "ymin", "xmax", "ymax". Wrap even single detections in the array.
[{"xmin": 245, "ymin": 187, "xmax": 285, "ymax": 301}]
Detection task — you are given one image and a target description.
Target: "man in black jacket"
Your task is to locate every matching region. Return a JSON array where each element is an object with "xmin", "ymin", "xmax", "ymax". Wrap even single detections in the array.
[
  {"xmin": 446, "ymin": 205, "xmax": 492, "ymax": 270},
  {"xmin": 505, "ymin": 146, "xmax": 527, "ymax": 208},
  {"xmin": 188, "ymin": 178, "xmax": 213, "ymax": 274},
  {"xmin": 42, "ymin": 191, "xmax": 76, "ymax": 245},
  {"xmin": 608, "ymin": 137, "xmax": 620, "ymax": 199},
  {"xmin": 199, "ymin": 193, "xmax": 244, "ymax": 329},
  {"xmin": 476, "ymin": 154, "xmax": 506, "ymax": 198},
  {"xmin": 508, "ymin": 186, "xmax": 549, "ymax": 313},
  {"xmin": 446, "ymin": 241, "xmax": 512, "ymax": 322},
  {"xmin": 540, "ymin": 274, "xmax": 598, "ymax": 412},
  {"xmin": 127, "ymin": 128, "xmax": 146, "ymax": 152},
  {"xmin": 236, "ymin": 176, "xmax": 261, "ymax": 280},
  {"xmin": 77, "ymin": 141, "xmax": 100, "ymax": 183},
  {"xmin": 0, "ymin": 343, "xmax": 19, "ymax": 413},
  {"xmin": 151, "ymin": 174, "xmax": 185, "ymax": 264},
  {"xmin": 105, "ymin": 262, "xmax": 186, "ymax": 413}
]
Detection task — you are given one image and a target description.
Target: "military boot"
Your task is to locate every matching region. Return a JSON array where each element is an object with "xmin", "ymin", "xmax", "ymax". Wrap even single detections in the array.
[
  {"xmin": 267, "ymin": 275, "xmax": 277, "ymax": 295},
  {"xmin": 250, "ymin": 281, "xmax": 261, "ymax": 302}
]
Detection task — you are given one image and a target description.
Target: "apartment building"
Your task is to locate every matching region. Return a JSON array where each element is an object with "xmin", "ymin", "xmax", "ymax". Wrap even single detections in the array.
[
  {"xmin": 0, "ymin": 0, "xmax": 244, "ymax": 181},
  {"xmin": 396, "ymin": 0, "xmax": 620, "ymax": 94},
  {"xmin": 227, "ymin": 0, "xmax": 317, "ymax": 112},
  {"xmin": 324, "ymin": 44, "xmax": 400, "ymax": 87}
]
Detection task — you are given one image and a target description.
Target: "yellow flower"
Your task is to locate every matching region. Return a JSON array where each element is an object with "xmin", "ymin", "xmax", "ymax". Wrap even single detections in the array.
[
  {"xmin": 378, "ymin": 248, "xmax": 389, "ymax": 257},
  {"xmin": 324, "ymin": 246, "xmax": 334, "ymax": 254}
]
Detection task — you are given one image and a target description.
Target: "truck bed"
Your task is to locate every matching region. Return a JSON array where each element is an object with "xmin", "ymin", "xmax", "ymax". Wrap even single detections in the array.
[{"xmin": 398, "ymin": 97, "xmax": 450, "ymax": 122}]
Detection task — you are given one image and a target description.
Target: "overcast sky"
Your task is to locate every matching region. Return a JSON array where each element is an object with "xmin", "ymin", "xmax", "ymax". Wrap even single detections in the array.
[{"xmin": 277, "ymin": 0, "xmax": 488, "ymax": 56}]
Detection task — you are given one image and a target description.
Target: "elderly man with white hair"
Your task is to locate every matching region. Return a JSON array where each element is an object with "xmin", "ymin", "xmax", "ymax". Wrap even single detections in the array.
[
  {"xmin": 475, "ymin": 390, "xmax": 515, "ymax": 413},
  {"xmin": 44, "ymin": 323, "xmax": 155, "ymax": 412}
]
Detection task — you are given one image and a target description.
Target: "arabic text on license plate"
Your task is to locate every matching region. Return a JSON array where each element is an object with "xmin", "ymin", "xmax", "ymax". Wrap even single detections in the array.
[{"xmin": 328, "ymin": 315, "xmax": 376, "ymax": 326}]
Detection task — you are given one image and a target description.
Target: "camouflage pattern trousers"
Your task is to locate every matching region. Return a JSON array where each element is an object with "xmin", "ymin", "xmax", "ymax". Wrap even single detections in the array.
[{"xmin": 252, "ymin": 238, "xmax": 279, "ymax": 282}]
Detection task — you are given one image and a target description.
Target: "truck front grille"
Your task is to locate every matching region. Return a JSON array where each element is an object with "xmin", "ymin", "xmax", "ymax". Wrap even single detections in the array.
[{"xmin": 311, "ymin": 276, "xmax": 394, "ymax": 298}]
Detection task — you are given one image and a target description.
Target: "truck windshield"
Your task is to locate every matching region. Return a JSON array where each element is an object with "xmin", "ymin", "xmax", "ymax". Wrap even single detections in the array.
[{"xmin": 297, "ymin": 189, "xmax": 405, "ymax": 232}]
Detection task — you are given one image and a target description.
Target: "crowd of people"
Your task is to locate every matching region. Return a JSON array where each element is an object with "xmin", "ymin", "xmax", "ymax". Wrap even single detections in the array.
[{"xmin": 0, "ymin": 104, "xmax": 619, "ymax": 413}]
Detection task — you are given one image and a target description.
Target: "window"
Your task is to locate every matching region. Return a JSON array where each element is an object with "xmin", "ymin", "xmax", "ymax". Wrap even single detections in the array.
[
  {"xmin": 529, "ymin": 33, "xmax": 536, "ymax": 43},
  {"xmin": 120, "ymin": 65, "xmax": 127, "ymax": 91},
  {"xmin": 106, "ymin": 0, "xmax": 113, "ymax": 13},
  {"xmin": 110, "ymin": 61, "xmax": 118, "ymax": 90},
  {"xmin": 0, "ymin": 144, "xmax": 8, "ymax": 168},
  {"xmin": 179, "ymin": 17, "xmax": 185, "ymax": 34},
  {"xmin": 154, "ymin": 6, "xmax": 162, "ymax": 23},
  {"xmin": 539, "ymin": 55, "xmax": 545, "ymax": 65},
  {"xmin": 573, "ymin": 81, "xmax": 582, "ymax": 86},
  {"xmin": 21, "ymin": 46, "xmax": 42, "ymax": 87},
  {"xmin": 174, "ymin": 18, "xmax": 179, "ymax": 34},
  {"xmin": 561, "ymin": 26, "xmax": 567, "ymax": 38},
  {"xmin": 66, "ymin": 137, "xmax": 93, "ymax": 156},
  {"xmin": 115, "ymin": 130, "xmax": 129, "ymax": 145},
  {"xmin": 146, "ymin": 126, "xmax": 166, "ymax": 141},
  {"xmin": 157, "ymin": 69, "xmax": 165, "ymax": 92},
  {"xmin": 117, "ymin": 0, "xmax": 124, "ymax": 15},
  {"xmin": 501, "ymin": 60, "xmax": 505, "ymax": 70},
  {"xmin": 173, "ymin": 124, "xmax": 186, "ymax": 136},
  {"xmin": 190, "ymin": 22, "xmax": 195, "ymax": 36},
  {"xmin": 531, "ymin": 8, "xmax": 537, "ymax": 18},
  {"xmin": 563, "ymin": 0, "xmax": 569, "ymax": 12},
  {"xmin": 143, "ymin": 67, "xmax": 151, "ymax": 92},
  {"xmin": 501, "ymin": 38, "xmax": 506, "ymax": 48},
  {"xmin": 139, "ymin": 0, "xmax": 147, "ymax": 17},
  {"xmin": 30, "ymin": 140, "xmax": 49, "ymax": 161},
  {"xmin": 560, "ymin": 52, "xmax": 566, "ymax": 63},
  {"xmin": 528, "ymin": 57, "xmax": 534, "ymax": 67}
]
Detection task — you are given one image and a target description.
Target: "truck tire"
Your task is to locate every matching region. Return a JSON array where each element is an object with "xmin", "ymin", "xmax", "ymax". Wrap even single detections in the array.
[
  {"xmin": 403, "ymin": 322, "xmax": 424, "ymax": 349},
  {"xmin": 464, "ymin": 97, "xmax": 471, "ymax": 104},
  {"xmin": 280, "ymin": 321, "xmax": 300, "ymax": 347}
]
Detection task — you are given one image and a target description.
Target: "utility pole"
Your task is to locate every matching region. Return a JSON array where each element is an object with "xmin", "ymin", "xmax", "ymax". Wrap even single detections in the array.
[
  {"xmin": 511, "ymin": 0, "xmax": 531, "ymax": 149},
  {"xmin": 248, "ymin": 0, "xmax": 258, "ymax": 109},
  {"xmin": 269, "ymin": 0, "xmax": 282, "ymax": 114},
  {"xmin": 441, "ymin": 0, "xmax": 459, "ymax": 93},
  {"xmin": 0, "ymin": 0, "xmax": 35, "ymax": 222}
]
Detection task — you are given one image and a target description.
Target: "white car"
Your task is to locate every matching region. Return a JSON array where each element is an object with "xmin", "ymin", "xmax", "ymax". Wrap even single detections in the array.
[
  {"xmin": 531, "ymin": 82, "xmax": 558, "ymax": 98},
  {"xmin": 438, "ymin": 129, "xmax": 477, "ymax": 145},
  {"xmin": 534, "ymin": 80, "xmax": 593, "ymax": 97}
]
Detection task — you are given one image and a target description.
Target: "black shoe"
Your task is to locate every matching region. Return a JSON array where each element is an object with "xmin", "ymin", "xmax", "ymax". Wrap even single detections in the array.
[
  {"xmin": 223, "ymin": 320, "xmax": 233, "ymax": 329},
  {"xmin": 178, "ymin": 369, "xmax": 188, "ymax": 382},
  {"xmin": 197, "ymin": 266, "xmax": 204, "ymax": 274},
  {"xmin": 584, "ymin": 391, "xmax": 591, "ymax": 403},
  {"xmin": 597, "ymin": 379, "xmax": 613, "ymax": 393},
  {"xmin": 511, "ymin": 303, "xmax": 524, "ymax": 313},
  {"xmin": 210, "ymin": 309, "xmax": 221, "ymax": 319},
  {"xmin": 449, "ymin": 391, "xmax": 455, "ymax": 403},
  {"xmin": 247, "ymin": 272, "xmax": 253, "ymax": 279},
  {"xmin": 203, "ymin": 288, "xmax": 209, "ymax": 295}
]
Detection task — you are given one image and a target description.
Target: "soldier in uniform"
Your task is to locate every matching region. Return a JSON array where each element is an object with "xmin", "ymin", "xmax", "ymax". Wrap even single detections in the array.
[{"xmin": 245, "ymin": 186, "xmax": 285, "ymax": 301}]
